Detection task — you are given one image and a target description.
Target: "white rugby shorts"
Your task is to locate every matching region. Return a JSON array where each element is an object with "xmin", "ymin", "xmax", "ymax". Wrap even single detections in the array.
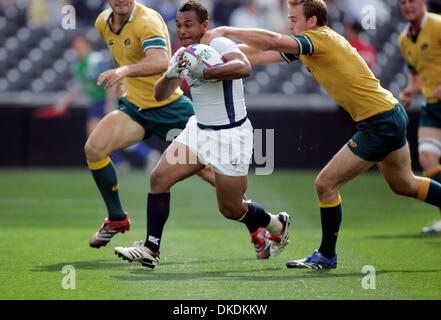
[{"xmin": 174, "ymin": 116, "xmax": 253, "ymax": 176}]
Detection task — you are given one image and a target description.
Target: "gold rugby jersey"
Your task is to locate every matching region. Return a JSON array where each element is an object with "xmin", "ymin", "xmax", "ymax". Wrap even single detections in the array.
[
  {"xmin": 281, "ymin": 26, "xmax": 398, "ymax": 122},
  {"xmin": 399, "ymin": 13, "xmax": 441, "ymax": 104},
  {"xmin": 95, "ymin": 2, "xmax": 183, "ymax": 109}
]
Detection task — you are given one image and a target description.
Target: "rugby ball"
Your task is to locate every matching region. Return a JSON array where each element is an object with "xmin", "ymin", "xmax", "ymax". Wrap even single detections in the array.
[{"xmin": 182, "ymin": 43, "xmax": 224, "ymax": 73}]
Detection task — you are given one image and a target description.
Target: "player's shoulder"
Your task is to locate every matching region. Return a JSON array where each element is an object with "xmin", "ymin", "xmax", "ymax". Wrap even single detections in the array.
[
  {"xmin": 209, "ymin": 36, "xmax": 239, "ymax": 54},
  {"xmin": 427, "ymin": 12, "xmax": 441, "ymax": 31},
  {"xmin": 428, "ymin": 12, "xmax": 441, "ymax": 23},
  {"xmin": 95, "ymin": 8, "xmax": 112, "ymax": 31},
  {"xmin": 301, "ymin": 26, "xmax": 331, "ymax": 38},
  {"xmin": 133, "ymin": 3, "xmax": 164, "ymax": 24},
  {"xmin": 210, "ymin": 36, "xmax": 235, "ymax": 46}
]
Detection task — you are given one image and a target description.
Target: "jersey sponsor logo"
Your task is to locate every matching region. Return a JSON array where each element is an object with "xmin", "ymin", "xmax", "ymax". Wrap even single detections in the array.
[
  {"xmin": 421, "ymin": 42, "xmax": 429, "ymax": 52},
  {"xmin": 108, "ymin": 39, "xmax": 114, "ymax": 46},
  {"xmin": 350, "ymin": 140, "xmax": 358, "ymax": 148},
  {"xmin": 124, "ymin": 38, "xmax": 131, "ymax": 48}
]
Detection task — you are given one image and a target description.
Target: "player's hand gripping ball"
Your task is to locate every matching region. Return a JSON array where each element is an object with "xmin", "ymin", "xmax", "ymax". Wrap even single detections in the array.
[{"xmin": 182, "ymin": 44, "xmax": 224, "ymax": 82}]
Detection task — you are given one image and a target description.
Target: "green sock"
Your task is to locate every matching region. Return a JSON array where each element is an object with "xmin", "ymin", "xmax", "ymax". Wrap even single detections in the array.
[
  {"xmin": 88, "ymin": 157, "xmax": 125, "ymax": 221},
  {"xmin": 318, "ymin": 198, "xmax": 342, "ymax": 259}
]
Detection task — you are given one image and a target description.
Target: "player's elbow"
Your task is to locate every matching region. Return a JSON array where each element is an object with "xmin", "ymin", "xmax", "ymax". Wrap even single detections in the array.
[
  {"xmin": 238, "ymin": 61, "xmax": 252, "ymax": 78},
  {"xmin": 157, "ymin": 57, "xmax": 169, "ymax": 74}
]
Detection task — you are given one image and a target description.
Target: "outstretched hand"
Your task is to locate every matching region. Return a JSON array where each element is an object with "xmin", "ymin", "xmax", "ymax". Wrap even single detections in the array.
[
  {"xmin": 200, "ymin": 27, "xmax": 227, "ymax": 45},
  {"xmin": 97, "ymin": 66, "xmax": 129, "ymax": 90},
  {"xmin": 399, "ymin": 89, "xmax": 414, "ymax": 108}
]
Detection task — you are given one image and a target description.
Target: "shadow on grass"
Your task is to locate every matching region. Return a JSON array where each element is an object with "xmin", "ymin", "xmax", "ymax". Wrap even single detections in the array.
[
  {"xmin": 30, "ymin": 257, "xmax": 257, "ymax": 272},
  {"xmin": 31, "ymin": 260, "xmax": 126, "ymax": 272},
  {"xmin": 113, "ymin": 267, "xmax": 441, "ymax": 282}
]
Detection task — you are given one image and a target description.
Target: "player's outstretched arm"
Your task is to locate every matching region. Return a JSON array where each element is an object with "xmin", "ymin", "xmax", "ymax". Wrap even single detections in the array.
[
  {"xmin": 97, "ymin": 48, "xmax": 169, "ymax": 89},
  {"xmin": 238, "ymin": 44, "xmax": 284, "ymax": 66},
  {"xmin": 204, "ymin": 51, "xmax": 251, "ymax": 81},
  {"xmin": 399, "ymin": 73, "xmax": 422, "ymax": 107},
  {"xmin": 52, "ymin": 88, "xmax": 78, "ymax": 111},
  {"xmin": 201, "ymin": 27, "xmax": 300, "ymax": 55}
]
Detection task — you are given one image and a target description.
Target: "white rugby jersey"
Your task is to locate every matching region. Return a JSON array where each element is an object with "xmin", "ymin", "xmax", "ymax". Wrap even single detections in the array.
[{"xmin": 170, "ymin": 37, "xmax": 247, "ymax": 126}]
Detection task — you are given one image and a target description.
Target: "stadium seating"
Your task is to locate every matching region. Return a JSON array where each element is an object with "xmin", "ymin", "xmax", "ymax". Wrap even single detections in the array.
[{"xmin": 0, "ymin": 1, "xmax": 410, "ymax": 104}]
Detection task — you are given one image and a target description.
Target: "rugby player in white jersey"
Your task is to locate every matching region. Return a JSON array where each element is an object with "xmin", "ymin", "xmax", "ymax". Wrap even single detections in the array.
[{"xmin": 113, "ymin": 0, "xmax": 291, "ymax": 268}]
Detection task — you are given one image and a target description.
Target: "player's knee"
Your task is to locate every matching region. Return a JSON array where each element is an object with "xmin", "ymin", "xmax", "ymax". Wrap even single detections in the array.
[
  {"xmin": 197, "ymin": 167, "xmax": 214, "ymax": 185},
  {"xmin": 149, "ymin": 167, "xmax": 173, "ymax": 193},
  {"xmin": 84, "ymin": 139, "xmax": 105, "ymax": 161},
  {"xmin": 218, "ymin": 202, "xmax": 241, "ymax": 220},
  {"xmin": 418, "ymin": 151, "xmax": 439, "ymax": 171},
  {"xmin": 418, "ymin": 138, "xmax": 441, "ymax": 169},
  {"xmin": 389, "ymin": 179, "xmax": 416, "ymax": 197},
  {"xmin": 315, "ymin": 174, "xmax": 332, "ymax": 197}
]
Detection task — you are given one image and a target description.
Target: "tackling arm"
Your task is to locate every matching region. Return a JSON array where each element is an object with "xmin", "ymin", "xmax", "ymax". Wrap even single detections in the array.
[
  {"xmin": 202, "ymin": 27, "xmax": 300, "ymax": 55},
  {"xmin": 238, "ymin": 44, "xmax": 284, "ymax": 66}
]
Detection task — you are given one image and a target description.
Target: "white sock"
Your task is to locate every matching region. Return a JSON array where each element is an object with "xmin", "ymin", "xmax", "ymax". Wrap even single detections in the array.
[{"xmin": 265, "ymin": 214, "xmax": 282, "ymax": 236}]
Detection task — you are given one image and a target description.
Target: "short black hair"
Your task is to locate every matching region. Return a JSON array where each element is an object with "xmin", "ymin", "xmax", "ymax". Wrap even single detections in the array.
[{"xmin": 178, "ymin": 0, "xmax": 209, "ymax": 23}]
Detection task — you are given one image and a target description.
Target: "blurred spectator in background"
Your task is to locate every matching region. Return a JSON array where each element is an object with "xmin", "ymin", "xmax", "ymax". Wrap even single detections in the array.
[
  {"xmin": 325, "ymin": 0, "xmax": 345, "ymax": 28},
  {"xmin": 156, "ymin": 0, "xmax": 178, "ymax": 24},
  {"xmin": 212, "ymin": 0, "xmax": 239, "ymax": 27},
  {"xmin": 265, "ymin": 0, "xmax": 289, "ymax": 33},
  {"xmin": 27, "ymin": 0, "xmax": 69, "ymax": 28},
  {"xmin": 230, "ymin": 0, "xmax": 266, "ymax": 28},
  {"xmin": 52, "ymin": 33, "xmax": 160, "ymax": 173},
  {"xmin": 344, "ymin": 21, "xmax": 377, "ymax": 70},
  {"xmin": 71, "ymin": 0, "xmax": 107, "ymax": 27}
]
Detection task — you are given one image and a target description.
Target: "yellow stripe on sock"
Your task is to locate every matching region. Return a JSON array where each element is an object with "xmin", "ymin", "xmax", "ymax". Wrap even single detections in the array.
[
  {"xmin": 319, "ymin": 195, "xmax": 342, "ymax": 208},
  {"xmin": 211, "ymin": 185, "xmax": 217, "ymax": 192},
  {"xmin": 87, "ymin": 157, "xmax": 111, "ymax": 170},
  {"xmin": 423, "ymin": 165, "xmax": 441, "ymax": 178},
  {"xmin": 417, "ymin": 177, "xmax": 431, "ymax": 201}
]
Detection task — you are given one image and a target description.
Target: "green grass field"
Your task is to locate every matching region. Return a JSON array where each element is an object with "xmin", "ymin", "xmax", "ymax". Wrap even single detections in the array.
[{"xmin": 1, "ymin": 168, "xmax": 441, "ymax": 300}]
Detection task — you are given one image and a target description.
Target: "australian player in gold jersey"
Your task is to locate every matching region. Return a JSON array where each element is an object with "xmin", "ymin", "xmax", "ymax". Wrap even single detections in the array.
[
  {"xmin": 399, "ymin": 0, "xmax": 441, "ymax": 234},
  {"xmin": 202, "ymin": 0, "xmax": 441, "ymax": 269},
  {"xmin": 87, "ymin": 0, "xmax": 200, "ymax": 249}
]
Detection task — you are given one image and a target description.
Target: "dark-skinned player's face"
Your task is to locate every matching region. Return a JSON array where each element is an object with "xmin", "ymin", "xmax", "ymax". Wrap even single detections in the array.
[{"xmin": 176, "ymin": 10, "xmax": 208, "ymax": 47}]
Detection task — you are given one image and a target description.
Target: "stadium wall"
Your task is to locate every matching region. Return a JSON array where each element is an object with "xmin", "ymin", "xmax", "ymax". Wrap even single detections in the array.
[{"xmin": 0, "ymin": 104, "xmax": 421, "ymax": 171}]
